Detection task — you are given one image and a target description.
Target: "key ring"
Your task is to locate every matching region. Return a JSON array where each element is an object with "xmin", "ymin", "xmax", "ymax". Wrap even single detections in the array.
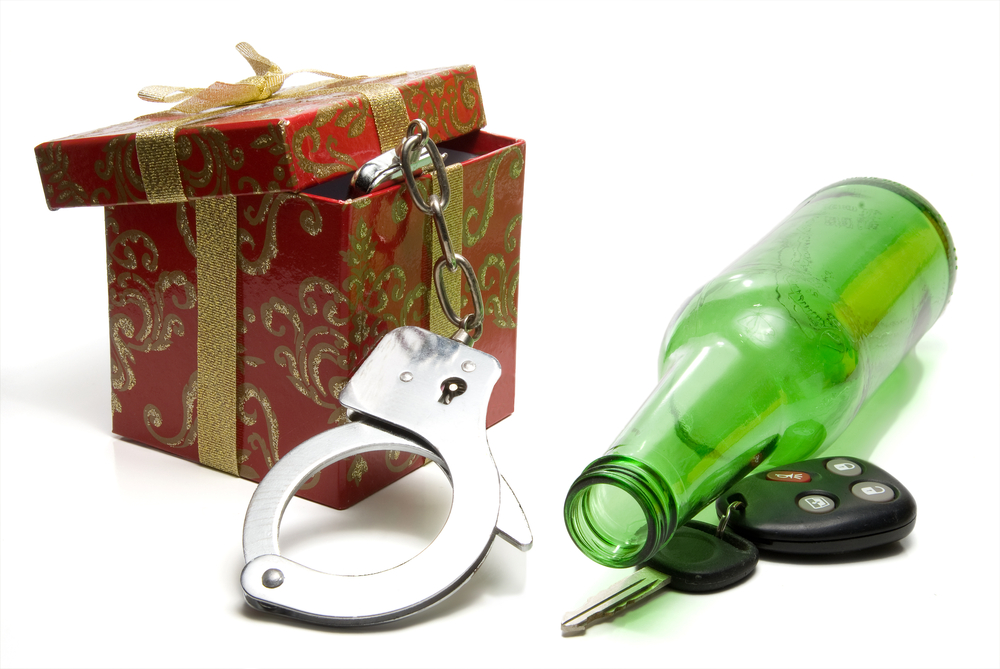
[
  {"xmin": 241, "ymin": 327, "xmax": 532, "ymax": 626},
  {"xmin": 716, "ymin": 500, "xmax": 744, "ymax": 537}
]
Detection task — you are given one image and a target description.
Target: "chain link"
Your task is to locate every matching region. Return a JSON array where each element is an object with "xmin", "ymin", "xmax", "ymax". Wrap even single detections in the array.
[{"xmin": 398, "ymin": 119, "xmax": 485, "ymax": 343}]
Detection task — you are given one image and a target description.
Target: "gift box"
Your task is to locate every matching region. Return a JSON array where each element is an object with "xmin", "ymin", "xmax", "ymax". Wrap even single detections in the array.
[{"xmin": 34, "ymin": 45, "xmax": 524, "ymax": 509}]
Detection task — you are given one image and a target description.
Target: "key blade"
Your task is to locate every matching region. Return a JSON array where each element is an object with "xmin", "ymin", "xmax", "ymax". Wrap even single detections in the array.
[{"xmin": 561, "ymin": 568, "xmax": 671, "ymax": 636}]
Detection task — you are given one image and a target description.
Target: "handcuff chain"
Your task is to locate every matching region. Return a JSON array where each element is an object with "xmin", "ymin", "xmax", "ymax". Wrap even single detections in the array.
[{"xmin": 398, "ymin": 119, "xmax": 485, "ymax": 344}]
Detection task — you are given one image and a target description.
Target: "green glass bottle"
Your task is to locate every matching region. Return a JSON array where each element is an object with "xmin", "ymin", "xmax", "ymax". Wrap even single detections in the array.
[{"xmin": 565, "ymin": 178, "xmax": 956, "ymax": 568}]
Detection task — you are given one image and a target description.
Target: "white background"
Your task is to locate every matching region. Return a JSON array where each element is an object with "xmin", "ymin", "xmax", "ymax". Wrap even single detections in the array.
[{"xmin": 1, "ymin": 2, "xmax": 997, "ymax": 668}]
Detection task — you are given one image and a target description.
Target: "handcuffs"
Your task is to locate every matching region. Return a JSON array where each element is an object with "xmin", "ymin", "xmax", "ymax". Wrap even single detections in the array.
[{"xmin": 241, "ymin": 121, "xmax": 532, "ymax": 627}]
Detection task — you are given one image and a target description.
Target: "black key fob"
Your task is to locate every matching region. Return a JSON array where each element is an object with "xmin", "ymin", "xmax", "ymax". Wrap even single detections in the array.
[
  {"xmin": 648, "ymin": 520, "xmax": 758, "ymax": 592},
  {"xmin": 715, "ymin": 457, "xmax": 916, "ymax": 555}
]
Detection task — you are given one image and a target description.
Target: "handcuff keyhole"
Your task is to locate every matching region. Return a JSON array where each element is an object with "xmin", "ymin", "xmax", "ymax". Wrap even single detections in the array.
[{"xmin": 438, "ymin": 377, "xmax": 468, "ymax": 405}]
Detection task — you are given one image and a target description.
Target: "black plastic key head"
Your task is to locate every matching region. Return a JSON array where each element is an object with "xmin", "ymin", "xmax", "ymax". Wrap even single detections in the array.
[
  {"xmin": 715, "ymin": 457, "xmax": 917, "ymax": 555},
  {"xmin": 648, "ymin": 520, "xmax": 759, "ymax": 593}
]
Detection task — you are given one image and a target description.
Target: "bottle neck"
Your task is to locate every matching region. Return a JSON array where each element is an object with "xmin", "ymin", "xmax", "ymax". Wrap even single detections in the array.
[{"xmin": 563, "ymin": 456, "xmax": 677, "ymax": 568}]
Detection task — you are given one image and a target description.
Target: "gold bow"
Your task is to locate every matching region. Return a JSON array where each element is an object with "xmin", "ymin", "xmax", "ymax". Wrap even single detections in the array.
[
  {"xmin": 138, "ymin": 42, "xmax": 355, "ymax": 114},
  {"xmin": 134, "ymin": 42, "xmax": 411, "ymax": 205}
]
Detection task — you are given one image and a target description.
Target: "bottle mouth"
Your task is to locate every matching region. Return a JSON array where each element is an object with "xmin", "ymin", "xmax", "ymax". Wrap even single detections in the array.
[{"xmin": 564, "ymin": 459, "xmax": 675, "ymax": 568}]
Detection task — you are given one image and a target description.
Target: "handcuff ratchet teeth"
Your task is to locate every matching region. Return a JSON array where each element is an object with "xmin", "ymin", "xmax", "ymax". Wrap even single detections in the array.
[{"xmin": 241, "ymin": 326, "xmax": 532, "ymax": 626}]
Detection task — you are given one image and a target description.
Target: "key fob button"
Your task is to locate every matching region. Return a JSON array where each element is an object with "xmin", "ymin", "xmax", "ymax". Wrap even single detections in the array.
[
  {"xmin": 797, "ymin": 494, "xmax": 836, "ymax": 513},
  {"xmin": 826, "ymin": 458, "xmax": 862, "ymax": 476},
  {"xmin": 766, "ymin": 470, "xmax": 811, "ymax": 483},
  {"xmin": 851, "ymin": 481, "xmax": 895, "ymax": 502}
]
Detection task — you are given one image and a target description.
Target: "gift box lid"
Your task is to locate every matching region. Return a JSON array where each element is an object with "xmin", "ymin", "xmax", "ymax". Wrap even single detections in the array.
[{"xmin": 34, "ymin": 44, "xmax": 486, "ymax": 210}]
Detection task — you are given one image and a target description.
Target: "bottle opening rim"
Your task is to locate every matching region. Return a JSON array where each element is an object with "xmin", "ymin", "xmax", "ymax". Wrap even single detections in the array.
[{"xmin": 564, "ymin": 459, "xmax": 675, "ymax": 568}]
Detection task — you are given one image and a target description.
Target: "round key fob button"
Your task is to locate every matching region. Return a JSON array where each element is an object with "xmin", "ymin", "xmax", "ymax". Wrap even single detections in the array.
[
  {"xmin": 851, "ymin": 482, "xmax": 895, "ymax": 503},
  {"xmin": 798, "ymin": 494, "xmax": 836, "ymax": 514},
  {"xmin": 826, "ymin": 458, "xmax": 862, "ymax": 476}
]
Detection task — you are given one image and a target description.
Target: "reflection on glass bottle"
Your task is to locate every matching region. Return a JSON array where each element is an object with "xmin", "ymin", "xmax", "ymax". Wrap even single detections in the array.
[{"xmin": 565, "ymin": 178, "xmax": 956, "ymax": 568}]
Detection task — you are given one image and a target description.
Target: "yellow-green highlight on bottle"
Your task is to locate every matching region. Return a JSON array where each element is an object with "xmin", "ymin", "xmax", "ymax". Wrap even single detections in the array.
[{"xmin": 565, "ymin": 178, "xmax": 956, "ymax": 568}]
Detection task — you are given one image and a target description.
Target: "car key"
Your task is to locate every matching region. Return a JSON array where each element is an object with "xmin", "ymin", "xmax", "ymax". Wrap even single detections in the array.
[
  {"xmin": 714, "ymin": 456, "xmax": 916, "ymax": 554},
  {"xmin": 561, "ymin": 516, "xmax": 758, "ymax": 636}
]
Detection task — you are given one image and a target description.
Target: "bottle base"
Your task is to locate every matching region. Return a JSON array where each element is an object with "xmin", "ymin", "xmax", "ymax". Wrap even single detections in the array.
[{"xmin": 806, "ymin": 177, "xmax": 957, "ymax": 305}]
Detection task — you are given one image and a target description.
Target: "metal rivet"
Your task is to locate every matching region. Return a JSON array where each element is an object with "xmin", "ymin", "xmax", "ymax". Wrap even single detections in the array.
[
  {"xmin": 262, "ymin": 568, "xmax": 284, "ymax": 588},
  {"xmin": 399, "ymin": 371, "xmax": 413, "ymax": 382},
  {"xmin": 461, "ymin": 361, "xmax": 476, "ymax": 373}
]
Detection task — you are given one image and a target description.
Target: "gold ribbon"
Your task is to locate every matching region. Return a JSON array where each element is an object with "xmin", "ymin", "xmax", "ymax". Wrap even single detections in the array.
[
  {"xmin": 136, "ymin": 42, "xmax": 410, "ymax": 203},
  {"xmin": 135, "ymin": 118, "xmax": 189, "ymax": 205},
  {"xmin": 428, "ymin": 164, "xmax": 465, "ymax": 336},
  {"xmin": 194, "ymin": 196, "xmax": 239, "ymax": 475},
  {"xmin": 139, "ymin": 43, "xmax": 298, "ymax": 113}
]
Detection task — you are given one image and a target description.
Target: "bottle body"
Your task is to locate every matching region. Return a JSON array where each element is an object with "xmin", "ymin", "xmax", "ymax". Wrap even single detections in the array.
[{"xmin": 565, "ymin": 178, "xmax": 956, "ymax": 568}]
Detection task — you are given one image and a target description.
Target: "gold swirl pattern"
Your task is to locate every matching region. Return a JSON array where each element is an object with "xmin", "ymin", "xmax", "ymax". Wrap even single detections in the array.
[
  {"xmin": 175, "ymin": 127, "xmax": 246, "ymax": 199},
  {"xmin": 447, "ymin": 71, "xmax": 483, "ymax": 135},
  {"xmin": 398, "ymin": 66, "xmax": 484, "ymax": 138},
  {"xmin": 144, "ymin": 371, "xmax": 198, "ymax": 448},
  {"xmin": 412, "ymin": 74, "xmax": 443, "ymax": 128},
  {"xmin": 478, "ymin": 252, "xmax": 519, "ymax": 329},
  {"xmin": 464, "ymin": 145, "xmax": 524, "ymax": 249},
  {"xmin": 237, "ymin": 383, "xmax": 280, "ymax": 479},
  {"xmin": 504, "ymin": 213, "xmax": 522, "ymax": 254},
  {"xmin": 385, "ymin": 450, "xmax": 418, "ymax": 473},
  {"xmin": 239, "ymin": 193, "xmax": 323, "ymax": 275},
  {"xmin": 261, "ymin": 295, "xmax": 350, "ymax": 424},
  {"xmin": 262, "ymin": 230, "xmax": 429, "ymax": 423},
  {"xmin": 333, "ymin": 100, "xmax": 369, "ymax": 138},
  {"xmin": 95, "ymin": 136, "xmax": 146, "ymax": 204},
  {"xmin": 291, "ymin": 104, "xmax": 361, "ymax": 180},
  {"xmin": 111, "ymin": 271, "xmax": 196, "ymax": 350},
  {"xmin": 464, "ymin": 154, "xmax": 501, "ymax": 248},
  {"xmin": 300, "ymin": 276, "xmax": 350, "ymax": 327},
  {"xmin": 348, "ymin": 454, "xmax": 369, "ymax": 486},
  {"xmin": 109, "ymin": 269, "xmax": 196, "ymax": 391},
  {"xmin": 105, "ymin": 214, "xmax": 119, "ymax": 284},
  {"xmin": 301, "ymin": 268, "xmax": 419, "ymax": 422},
  {"xmin": 238, "ymin": 307, "xmax": 266, "ymax": 373},
  {"xmin": 506, "ymin": 145, "xmax": 525, "ymax": 180},
  {"xmin": 36, "ymin": 143, "xmax": 109, "ymax": 207},
  {"xmin": 110, "ymin": 313, "xmax": 137, "ymax": 392},
  {"xmin": 391, "ymin": 189, "xmax": 409, "ymax": 223},
  {"xmin": 299, "ymin": 472, "xmax": 323, "ymax": 491},
  {"xmin": 109, "ymin": 229, "xmax": 159, "ymax": 273},
  {"xmin": 246, "ymin": 123, "xmax": 294, "ymax": 192},
  {"xmin": 339, "ymin": 219, "xmax": 428, "ymax": 362},
  {"xmin": 176, "ymin": 204, "xmax": 198, "ymax": 258}
]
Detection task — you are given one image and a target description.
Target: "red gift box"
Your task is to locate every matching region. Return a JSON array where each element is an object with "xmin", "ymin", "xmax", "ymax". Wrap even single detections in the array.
[{"xmin": 34, "ymin": 46, "xmax": 524, "ymax": 509}]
